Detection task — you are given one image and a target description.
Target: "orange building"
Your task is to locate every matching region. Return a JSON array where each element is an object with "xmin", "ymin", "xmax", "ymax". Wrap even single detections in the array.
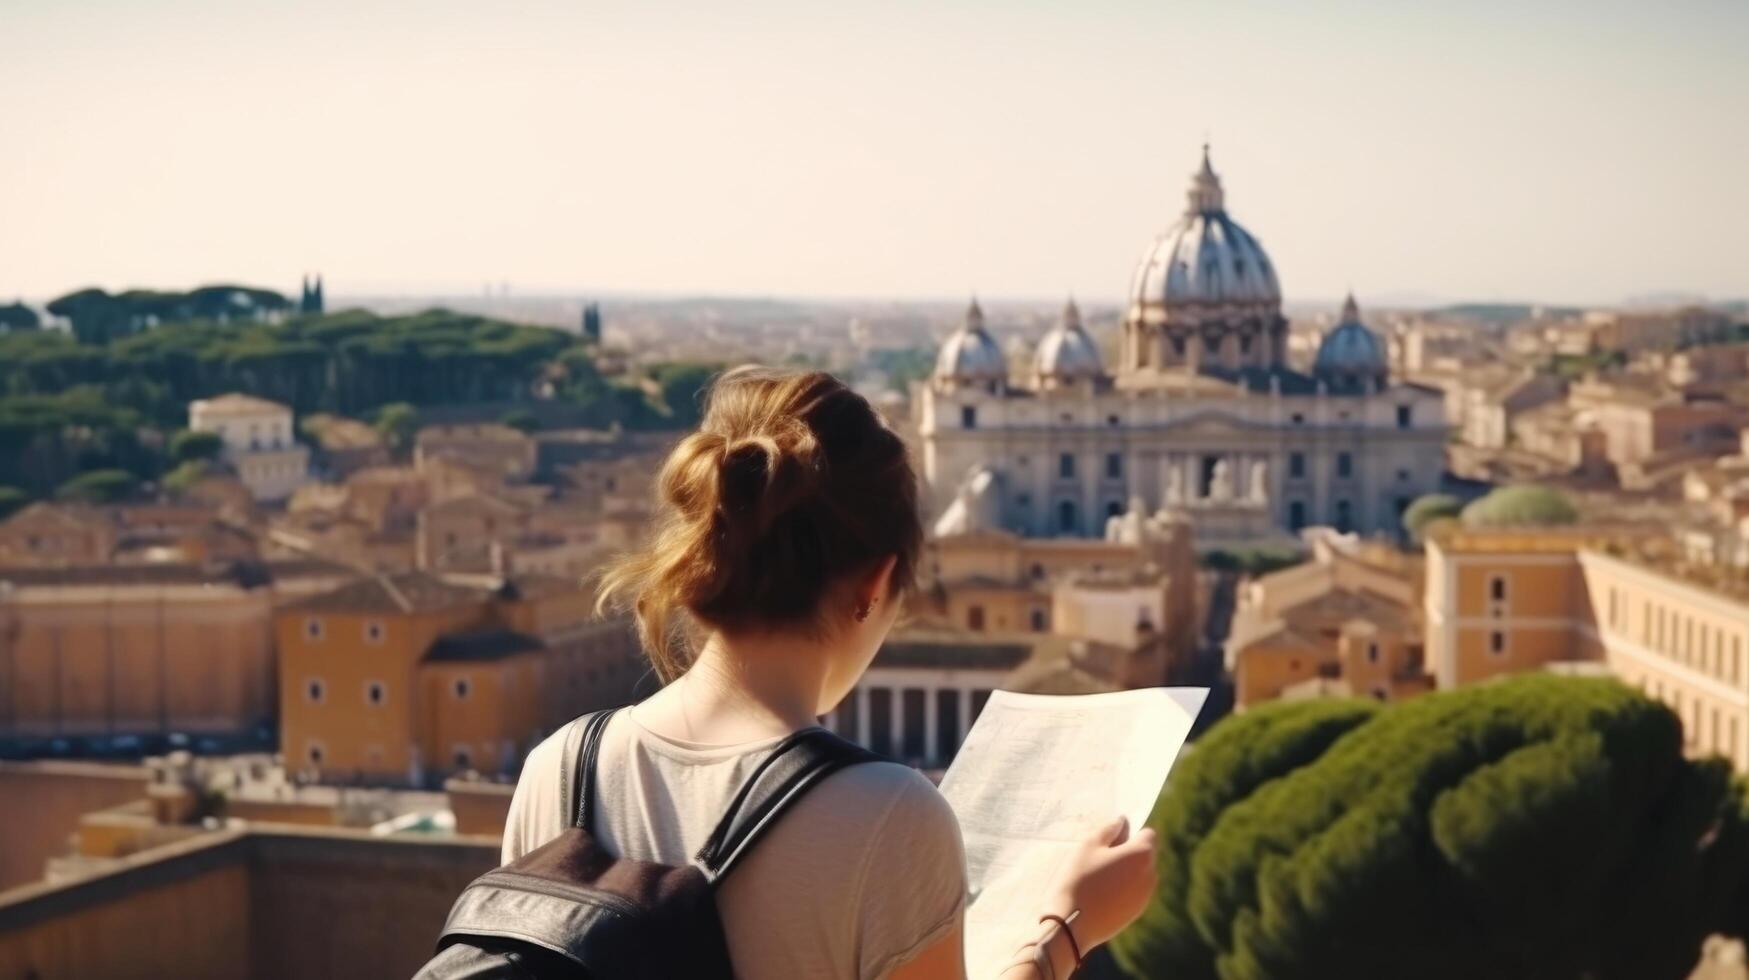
[
  {"xmin": 275, "ymin": 570, "xmax": 644, "ymax": 787},
  {"xmin": 1227, "ymin": 532, "xmax": 1426, "ymax": 708},
  {"xmin": 0, "ymin": 560, "xmax": 350, "ymax": 740}
]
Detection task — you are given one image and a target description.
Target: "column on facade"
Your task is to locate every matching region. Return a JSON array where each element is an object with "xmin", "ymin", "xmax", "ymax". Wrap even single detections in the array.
[{"xmin": 924, "ymin": 687, "xmax": 939, "ymax": 766}]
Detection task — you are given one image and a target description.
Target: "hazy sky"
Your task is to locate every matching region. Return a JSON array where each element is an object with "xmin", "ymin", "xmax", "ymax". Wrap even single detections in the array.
[{"xmin": 3, "ymin": 0, "xmax": 1745, "ymax": 306}]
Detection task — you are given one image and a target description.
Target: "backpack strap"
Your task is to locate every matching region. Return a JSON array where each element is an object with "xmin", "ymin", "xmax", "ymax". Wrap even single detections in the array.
[
  {"xmin": 559, "ymin": 707, "xmax": 622, "ymax": 831},
  {"xmin": 694, "ymin": 727, "xmax": 880, "ymax": 885}
]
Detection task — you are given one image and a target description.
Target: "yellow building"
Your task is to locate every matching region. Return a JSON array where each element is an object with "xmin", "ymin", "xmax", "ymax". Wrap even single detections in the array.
[{"xmin": 1424, "ymin": 524, "xmax": 1749, "ymax": 770}]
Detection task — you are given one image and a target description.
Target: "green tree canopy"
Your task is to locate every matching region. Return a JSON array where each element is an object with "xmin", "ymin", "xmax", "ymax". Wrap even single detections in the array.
[
  {"xmin": 1112, "ymin": 675, "xmax": 1749, "ymax": 980},
  {"xmin": 374, "ymin": 402, "xmax": 420, "ymax": 456},
  {"xmin": 0, "ymin": 302, "xmax": 39, "ymax": 331},
  {"xmin": 499, "ymin": 408, "xmax": 540, "ymax": 434},
  {"xmin": 653, "ymin": 362, "xmax": 722, "ymax": 428},
  {"xmin": 0, "ymin": 486, "xmax": 29, "ymax": 518},
  {"xmin": 1461, "ymin": 484, "xmax": 1579, "ymax": 529},
  {"xmin": 54, "ymin": 468, "xmax": 140, "ymax": 504},
  {"xmin": 1402, "ymin": 493, "xmax": 1464, "ymax": 542},
  {"xmin": 169, "ymin": 429, "xmax": 223, "ymax": 463}
]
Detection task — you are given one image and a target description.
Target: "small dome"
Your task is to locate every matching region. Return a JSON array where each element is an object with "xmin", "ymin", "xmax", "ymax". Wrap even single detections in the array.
[
  {"xmin": 1314, "ymin": 293, "xmax": 1388, "ymax": 390},
  {"xmin": 1127, "ymin": 146, "xmax": 1282, "ymax": 312},
  {"xmin": 1460, "ymin": 485, "xmax": 1579, "ymax": 529},
  {"xmin": 934, "ymin": 299, "xmax": 1007, "ymax": 383},
  {"xmin": 1035, "ymin": 299, "xmax": 1104, "ymax": 381}
]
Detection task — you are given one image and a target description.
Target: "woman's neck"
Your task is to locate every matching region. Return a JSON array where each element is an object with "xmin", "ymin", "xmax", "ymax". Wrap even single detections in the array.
[{"xmin": 634, "ymin": 629, "xmax": 829, "ymax": 744}]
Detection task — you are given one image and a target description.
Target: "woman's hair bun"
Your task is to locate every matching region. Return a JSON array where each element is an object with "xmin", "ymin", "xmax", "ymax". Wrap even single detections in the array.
[
  {"xmin": 596, "ymin": 366, "xmax": 923, "ymax": 683},
  {"xmin": 717, "ymin": 420, "xmax": 823, "ymax": 540}
]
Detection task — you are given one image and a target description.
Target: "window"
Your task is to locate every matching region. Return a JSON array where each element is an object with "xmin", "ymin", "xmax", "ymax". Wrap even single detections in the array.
[
  {"xmin": 1334, "ymin": 499, "xmax": 1353, "ymax": 532},
  {"xmin": 1336, "ymin": 452, "xmax": 1354, "ymax": 479},
  {"xmin": 1106, "ymin": 500, "xmax": 1123, "ymax": 520},
  {"xmin": 363, "ymin": 620, "xmax": 385, "ymax": 645},
  {"xmin": 1367, "ymin": 643, "xmax": 1381, "ymax": 664},
  {"xmin": 967, "ymin": 606, "xmax": 986, "ymax": 631},
  {"xmin": 1030, "ymin": 608, "xmax": 1048, "ymax": 632},
  {"xmin": 936, "ymin": 690, "xmax": 962, "ymax": 763},
  {"xmin": 1240, "ymin": 336, "xmax": 1253, "ymax": 355},
  {"xmin": 365, "ymin": 681, "xmax": 386, "ymax": 706},
  {"xmin": 1105, "ymin": 453, "xmax": 1123, "ymax": 479},
  {"xmin": 960, "ymin": 405, "xmax": 977, "ymax": 429},
  {"xmin": 306, "ymin": 742, "xmax": 325, "ymax": 766},
  {"xmin": 453, "ymin": 746, "xmax": 473, "ymax": 770},
  {"xmin": 1058, "ymin": 453, "xmax": 1076, "ymax": 479},
  {"xmin": 868, "ymin": 688, "xmax": 894, "ymax": 756},
  {"xmin": 1289, "ymin": 453, "xmax": 1306, "ymax": 478},
  {"xmin": 1029, "ymin": 563, "xmax": 1045, "ymax": 580},
  {"xmin": 1288, "ymin": 500, "xmax": 1307, "ymax": 531},
  {"xmin": 306, "ymin": 678, "xmax": 326, "ymax": 704},
  {"xmin": 1396, "ymin": 405, "xmax": 1413, "ymax": 428},
  {"xmin": 1488, "ymin": 574, "xmax": 1508, "ymax": 604},
  {"xmin": 1171, "ymin": 336, "xmax": 1186, "ymax": 357},
  {"xmin": 1203, "ymin": 335, "xmax": 1219, "ymax": 354},
  {"xmin": 1057, "ymin": 500, "xmax": 1078, "ymax": 533},
  {"xmin": 1372, "ymin": 687, "xmax": 1389, "ymax": 702},
  {"xmin": 1396, "ymin": 468, "xmax": 1410, "ymax": 482},
  {"xmin": 304, "ymin": 617, "xmax": 324, "ymax": 641},
  {"xmin": 1291, "ymin": 412, "xmax": 1305, "ymax": 425},
  {"xmin": 902, "ymin": 690, "xmax": 927, "ymax": 762},
  {"xmin": 1106, "ymin": 414, "xmax": 1120, "ymax": 427},
  {"xmin": 453, "ymin": 677, "xmax": 472, "ymax": 700},
  {"xmin": 1489, "ymin": 630, "xmax": 1507, "ymax": 656}
]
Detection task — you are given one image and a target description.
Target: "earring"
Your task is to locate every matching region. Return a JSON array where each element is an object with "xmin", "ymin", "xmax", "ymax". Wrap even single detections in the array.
[{"xmin": 854, "ymin": 598, "xmax": 877, "ymax": 623}]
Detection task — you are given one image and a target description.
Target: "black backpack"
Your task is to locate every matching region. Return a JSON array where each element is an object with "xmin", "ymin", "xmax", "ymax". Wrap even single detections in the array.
[{"xmin": 417, "ymin": 708, "xmax": 879, "ymax": 979}]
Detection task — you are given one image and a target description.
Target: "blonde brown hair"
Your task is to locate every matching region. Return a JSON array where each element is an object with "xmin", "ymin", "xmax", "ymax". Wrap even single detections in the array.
[{"xmin": 597, "ymin": 366, "xmax": 923, "ymax": 682}]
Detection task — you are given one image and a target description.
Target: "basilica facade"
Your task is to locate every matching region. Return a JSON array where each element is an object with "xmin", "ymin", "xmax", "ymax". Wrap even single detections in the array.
[{"xmin": 918, "ymin": 148, "xmax": 1448, "ymax": 542}]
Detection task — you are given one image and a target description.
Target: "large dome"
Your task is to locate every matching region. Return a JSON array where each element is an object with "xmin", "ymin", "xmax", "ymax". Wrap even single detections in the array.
[
  {"xmin": 1127, "ymin": 147, "xmax": 1282, "ymax": 313},
  {"xmin": 1314, "ymin": 293, "xmax": 1388, "ymax": 390},
  {"xmin": 933, "ymin": 299, "xmax": 1006, "ymax": 384},
  {"xmin": 1035, "ymin": 299, "xmax": 1104, "ymax": 383}
]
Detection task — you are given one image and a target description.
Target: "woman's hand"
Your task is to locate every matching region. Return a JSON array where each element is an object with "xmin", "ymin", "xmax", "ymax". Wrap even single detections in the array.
[{"xmin": 1043, "ymin": 815, "xmax": 1158, "ymax": 949}]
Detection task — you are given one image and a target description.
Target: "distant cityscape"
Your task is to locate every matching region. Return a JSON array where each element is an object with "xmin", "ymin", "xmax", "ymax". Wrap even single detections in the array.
[{"xmin": 3, "ymin": 150, "xmax": 1749, "ymax": 979}]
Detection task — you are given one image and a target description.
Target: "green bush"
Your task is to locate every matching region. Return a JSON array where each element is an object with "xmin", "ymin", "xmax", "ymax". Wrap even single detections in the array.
[
  {"xmin": 54, "ymin": 468, "xmax": 140, "ymax": 504},
  {"xmin": 1111, "ymin": 675, "xmax": 1749, "ymax": 980},
  {"xmin": 1461, "ymin": 484, "xmax": 1578, "ymax": 529},
  {"xmin": 1402, "ymin": 493, "xmax": 1463, "ymax": 542},
  {"xmin": 169, "ymin": 429, "xmax": 223, "ymax": 463}
]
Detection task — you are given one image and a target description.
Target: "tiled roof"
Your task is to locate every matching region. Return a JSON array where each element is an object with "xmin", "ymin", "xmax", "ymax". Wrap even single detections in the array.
[
  {"xmin": 424, "ymin": 629, "xmax": 544, "ymax": 663},
  {"xmin": 287, "ymin": 571, "xmax": 489, "ymax": 615},
  {"xmin": 0, "ymin": 559, "xmax": 347, "ymax": 590}
]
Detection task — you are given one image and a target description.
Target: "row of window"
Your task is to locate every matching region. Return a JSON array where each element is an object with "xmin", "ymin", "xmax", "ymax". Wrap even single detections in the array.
[
  {"xmin": 304, "ymin": 676, "xmax": 472, "ymax": 705},
  {"xmin": 1613, "ymin": 586, "xmax": 1747, "ymax": 684},
  {"xmin": 958, "ymin": 405, "xmax": 1417, "ymax": 431},
  {"xmin": 304, "ymin": 617, "xmax": 386, "ymax": 644}
]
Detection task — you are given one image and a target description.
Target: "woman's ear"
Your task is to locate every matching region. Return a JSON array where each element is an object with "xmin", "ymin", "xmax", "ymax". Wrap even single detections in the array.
[{"xmin": 856, "ymin": 554, "xmax": 900, "ymax": 613}]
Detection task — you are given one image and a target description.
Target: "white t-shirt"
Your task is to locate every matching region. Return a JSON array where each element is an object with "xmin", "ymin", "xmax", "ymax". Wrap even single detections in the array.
[{"xmin": 502, "ymin": 711, "xmax": 968, "ymax": 980}]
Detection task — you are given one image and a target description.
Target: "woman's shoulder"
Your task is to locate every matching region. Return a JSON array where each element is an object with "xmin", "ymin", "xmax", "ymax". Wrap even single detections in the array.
[{"xmin": 795, "ymin": 756, "xmax": 962, "ymax": 848}]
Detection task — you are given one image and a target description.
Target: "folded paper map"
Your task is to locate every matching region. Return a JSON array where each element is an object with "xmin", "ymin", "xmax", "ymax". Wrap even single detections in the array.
[{"xmin": 937, "ymin": 688, "xmax": 1210, "ymax": 977}]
